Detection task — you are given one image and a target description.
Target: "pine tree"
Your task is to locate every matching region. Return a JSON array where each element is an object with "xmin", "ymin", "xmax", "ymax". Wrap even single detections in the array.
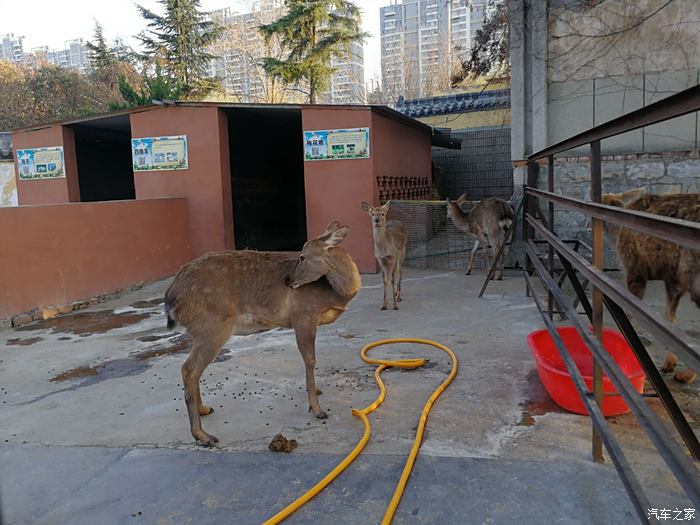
[
  {"xmin": 259, "ymin": 0, "xmax": 368, "ymax": 104},
  {"xmin": 86, "ymin": 21, "xmax": 116, "ymax": 78},
  {"xmin": 135, "ymin": 0, "xmax": 222, "ymax": 97}
]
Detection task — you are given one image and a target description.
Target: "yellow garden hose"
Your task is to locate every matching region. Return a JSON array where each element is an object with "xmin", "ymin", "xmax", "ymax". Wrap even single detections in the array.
[{"xmin": 262, "ymin": 337, "xmax": 459, "ymax": 525}]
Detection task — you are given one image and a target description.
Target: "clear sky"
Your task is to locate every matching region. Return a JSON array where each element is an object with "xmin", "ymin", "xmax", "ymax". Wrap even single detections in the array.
[{"xmin": 2, "ymin": 0, "xmax": 383, "ymax": 83}]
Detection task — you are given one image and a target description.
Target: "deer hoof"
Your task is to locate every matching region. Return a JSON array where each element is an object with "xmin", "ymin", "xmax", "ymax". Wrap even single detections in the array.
[
  {"xmin": 316, "ymin": 388, "xmax": 323, "ymax": 396},
  {"xmin": 393, "ymin": 305, "xmax": 399, "ymax": 310},
  {"xmin": 674, "ymin": 370, "xmax": 697, "ymax": 384},
  {"xmin": 381, "ymin": 306, "xmax": 387, "ymax": 310},
  {"xmin": 497, "ymin": 275, "xmax": 503, "ymax": 281},
  {"xmin": 465, "ymin": 270, "xmax": 471, "ymax": 275},
  {"xmin": 313, "ymin": 409, "xmax": 328, "ymax": 419},
  {"xmin": 195, "ymin": 432, "xmax": 219, "ymax": 447},
  {"xmin": 397, "ymin": 297, "xmax": 402, "ymax": 302},
  {"xmin": 199, "ymin": 405, "xmax": 214, "ymax": 416}
]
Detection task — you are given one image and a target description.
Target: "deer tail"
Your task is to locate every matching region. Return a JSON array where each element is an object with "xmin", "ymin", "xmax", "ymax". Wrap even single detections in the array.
[{"xmin": 164, "ymin": 287, "xmax": 177, "ymax": 329}]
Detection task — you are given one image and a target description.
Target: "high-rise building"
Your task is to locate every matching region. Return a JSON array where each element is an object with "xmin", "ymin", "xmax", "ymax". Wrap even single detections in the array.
[
  {"xmin": 29, "ymin": 39, "xmax": 89, "ymax": 72},
  {"xmin": 0, "ymin": 34, "xmax": 25, "ymax": 64},
  {"xmin": 380, "ymin": 0, "xmax": 475, "ymax": 100},
  {"xmin": 207, "ymin": 1, "xmax": 366, "ymax": 104}
]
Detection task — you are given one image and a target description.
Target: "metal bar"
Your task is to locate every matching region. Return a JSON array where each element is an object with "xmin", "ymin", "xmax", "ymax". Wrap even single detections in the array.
[
  {"xmin": 605, "ymin": 298, "xmax": 700, "ymax": 461},
  {"xmin": 524, "ymin": 272, "xmax": 652, "ymax": 523},
  {"xmin": 526, "ymin": 215, "xmax": 700, "ymax": 371},
  {"xmin": 525, "ymin": 187, "xmax": 700, "ymax": 251},
  {"xmin": 526, "ymin": 240, "xmax": 700, "ymax": 505},
  {"xmin": 524, "ymin": 163, "xmax": 540, "ymax": 292},
  {"xmin": 547, "ymin": 155, "xmax": 555, "ymax": 320},
  {"xmin": 529, "ymin": 85, "xmax": 700, "ymax": 160},
  {"xmin": 557, "ymin": 231, "xmax": 700, "ymax": 460},
  {"xmin": 591, "ymin": 140, "xmax": 604, "ymax": 463},
  {"xmin": 478, "ymin": 198, "xmax": 524, "ymax": 298}
]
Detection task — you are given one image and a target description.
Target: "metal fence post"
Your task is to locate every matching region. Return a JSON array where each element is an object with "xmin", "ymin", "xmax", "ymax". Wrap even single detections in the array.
[{"xmin": 590, "ymin": 140, "xmax": 604, "ymax": 464}]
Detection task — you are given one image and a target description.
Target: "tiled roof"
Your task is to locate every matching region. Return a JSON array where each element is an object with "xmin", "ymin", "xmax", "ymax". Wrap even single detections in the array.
[{"xmin": 395, "ymin": 88, "xmax": 511, "ymax": 118}]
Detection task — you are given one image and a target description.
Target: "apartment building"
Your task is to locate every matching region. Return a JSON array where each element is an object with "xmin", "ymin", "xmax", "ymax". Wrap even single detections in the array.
[
  {"xmin": 207, "ymin": 1, "xmax": 366, "ymax": 104},
  {"xmin": 0, "ymin": 34, "xmax": 25, "ymax": 64},
  {"xmin": 380, "ymin": 0, "xmax": 485, "ymax": 100}
]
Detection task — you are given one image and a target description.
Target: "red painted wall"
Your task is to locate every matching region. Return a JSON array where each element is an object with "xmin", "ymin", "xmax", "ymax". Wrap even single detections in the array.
[
  {"xmin": 130, "ymin": 106, "xmax": 233, "ymax": 257},
  {"xmin": 301, "ymin": 107, "xmax": 376, "ymax": 272},
  {"xmin": 301, "ymin": 108, "xmax": 431, "ymax": 273},
  {"xmin": 13, "ymin": 125, "xmax": 80, "ymax": 205},
  {"xmin": 371, "ymin": 111, "xmax": 432, "ymax": 203},
  {"xmin": 0, "ymin": 199, "xmax": 191, "ymax": 318}
]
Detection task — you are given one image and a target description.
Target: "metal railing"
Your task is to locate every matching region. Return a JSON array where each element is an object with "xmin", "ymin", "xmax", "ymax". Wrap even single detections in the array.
[{"xmin": 523, "ymin": 83, "xmax": 700, "ymax": 522}]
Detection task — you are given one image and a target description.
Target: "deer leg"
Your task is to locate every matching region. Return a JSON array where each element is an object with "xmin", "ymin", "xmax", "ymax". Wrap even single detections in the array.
[
  {"xmin": 476, "ymin": 232, "xmax": 493, "ymax": 279},
  {"xmin": 492, "ymin": 234, "xmax": 504, "ymax": 280},
  {"xmin": 182, "ymin": 322, "xmax": 233, "ymax": 446},
  {"xmin": 396, "ymin": 256, "xmax": 404, "ymax": 302},
  {"xmin": 380, "ymin": 257, "xmax": 392, "ymax": 310},
  {"xmin": 294, "ymin": 322, "xmax": 326, "ymax": 419},
  {"xmin": 626, "ymin": 273, "xmax": 647, "ymax": 300},
  {"xmin": 391, "ymin": 259, "xmax": 399, "ymax": 310},
  {"xmin": 466, "ymin": 240, "xmax": 480, "ymax": 275}
]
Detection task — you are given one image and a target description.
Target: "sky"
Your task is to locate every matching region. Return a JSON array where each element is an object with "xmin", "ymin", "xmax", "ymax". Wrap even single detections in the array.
[{"xmin": 1, "ymin": 0, "xmax": 383, "ymax": 83}]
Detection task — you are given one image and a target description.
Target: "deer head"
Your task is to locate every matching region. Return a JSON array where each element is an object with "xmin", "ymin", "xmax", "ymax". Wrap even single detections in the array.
[
  {"xmin": 288, "ymin": 221, "xmax": 350, "ymax": 289},
  {"xmin": 445, "ymin": 194, "xmax": 467, "ymax": 219},
  {"xmin": 361, "ymin": 201, "xmax": 391, "ymax": 228},
  {"xmin": 589, "ymin": 188, "xmax": 646, "ymax": 236}
]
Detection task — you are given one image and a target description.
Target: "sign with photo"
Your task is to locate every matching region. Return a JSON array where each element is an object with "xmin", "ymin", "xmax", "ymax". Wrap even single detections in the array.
[
  {"xmin": 16, "ymin": 147, "xmax": 65, "ymax": 179},
  {"xmin": 304, "ymin": 128, "xmax": 370, "ymax": 161},
  {"xmin": 131, "ymin": 135, "xmax": 188, "ymax": 171}
]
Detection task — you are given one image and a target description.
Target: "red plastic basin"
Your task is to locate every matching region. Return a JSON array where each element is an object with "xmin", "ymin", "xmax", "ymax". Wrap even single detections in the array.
[{"xmin": 527, "ymin": 326, "xmax": 645, "ymax": 416}]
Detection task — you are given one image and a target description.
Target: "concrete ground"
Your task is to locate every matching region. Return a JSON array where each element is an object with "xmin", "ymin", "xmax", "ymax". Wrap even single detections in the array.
[{"xmin": 0, "ymin": 268, "xmax": 698, "ymax": 524}]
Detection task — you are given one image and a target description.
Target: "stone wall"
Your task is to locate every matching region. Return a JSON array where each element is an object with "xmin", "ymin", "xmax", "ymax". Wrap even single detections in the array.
[{"xmin": 514, "ymin": 151, "xmax": 700, "ymax": 269}]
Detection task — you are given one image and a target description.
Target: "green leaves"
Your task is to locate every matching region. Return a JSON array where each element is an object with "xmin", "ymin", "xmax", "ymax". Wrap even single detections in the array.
[
  {"xmin": 135, "ymin": 0, "xmax": 223, "ymax": 96},
  {"xmin": 259, "ymin": 0, "xmax": 367, "ymax": 103}
]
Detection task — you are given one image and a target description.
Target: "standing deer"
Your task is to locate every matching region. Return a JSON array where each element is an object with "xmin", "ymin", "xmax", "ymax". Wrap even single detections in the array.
[
  {"xmin": 602, "ymin": 189, "xmax": 700, "ymax": 383},
  {"xmin": 361, "ymin": 201, "xmax": 407, "ymax": 310},
  {"xmin": 446, "ymin": 195, "xmax": 514, "ymax": 280},
  {"xmin": 164, "ymin": 221, "xmax": 361, "ymax": 446}
]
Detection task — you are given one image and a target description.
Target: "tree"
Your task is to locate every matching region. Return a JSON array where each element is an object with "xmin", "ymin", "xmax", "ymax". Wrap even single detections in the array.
[
  {"xmin": 110, "ymin": 64, "xmax": 185, "ymax": 110},
  {"xmin": 452, "ymin": 0, "xmax": 509, "ymax": 85},
  {"xmin": 86, "ymin": 21, "xmax": 116, "ymax": 78},
  {"xmin": 135, "ymin": 0, "xmax": 223, "ymax": 97},
  {"xmin": 0, "ymin": 62, "xmax": 32, "ymax": 130},
  {"xmin": 259, "ymin": 0, "xmax": 368, "ymax": 104}
]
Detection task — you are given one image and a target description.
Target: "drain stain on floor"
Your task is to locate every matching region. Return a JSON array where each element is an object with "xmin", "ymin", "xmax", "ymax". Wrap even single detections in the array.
[
  {"xmin": 17, "ymin": 310, "xmax": 151, "ymax": 335},
  {"xmin": 6, "ymin": 337, "xmax": 44, "ymax": 346}
]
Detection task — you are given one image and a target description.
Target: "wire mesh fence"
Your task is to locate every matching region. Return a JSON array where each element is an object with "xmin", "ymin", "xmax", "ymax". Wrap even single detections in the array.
[
  {"xmin": 389, "ymin": 199, "xmax": 508, "ymax": 271},
  {"xmin": 432, "ymin": 126, "xmax": 512, "ymax": 201}
]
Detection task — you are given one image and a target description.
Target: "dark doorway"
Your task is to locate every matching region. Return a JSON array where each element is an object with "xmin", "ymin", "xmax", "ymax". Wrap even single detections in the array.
[
  {"xmin": 72, "ymin": 115, "xmax": 135, "ymax": 202},
  {"xmin": 226, "ymin": 107, "xmax": 307, "ymax": 251}
]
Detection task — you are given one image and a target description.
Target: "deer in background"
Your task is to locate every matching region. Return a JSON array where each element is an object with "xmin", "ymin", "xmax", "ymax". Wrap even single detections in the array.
[
  {"xmin": 164, "ymin": 221, "xmax": 361, "ymax": 446},
  {"xmin": 602, "ymin": 189, "xmax": 700, "ymax": 383},
  {"xmin": 361, "ymin": 201, "xmax": 407, "ymax": 310},
  {"xmin": 446, "ymin": 195, "xmax": 514, "ymax": 280}
]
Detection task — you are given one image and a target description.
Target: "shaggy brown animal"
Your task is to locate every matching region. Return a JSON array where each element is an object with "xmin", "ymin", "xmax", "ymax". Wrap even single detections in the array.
[
  {"xmin": 164, "ymin": 221, "xmax": 361, "ymax": 446},
  {"xmin": 602, "ymin": 190, "xmax": 700, "ymax": 383},
  {"xmin": 446, "ymin": 195, "xmax": 514, "ymax": 279}
]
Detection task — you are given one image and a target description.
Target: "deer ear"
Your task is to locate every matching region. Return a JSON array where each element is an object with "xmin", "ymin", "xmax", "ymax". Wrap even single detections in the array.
[
  {"xmin": 381, "ymin": 200, "xmax": 391, "ymax": 212},
  {"xmin": 456, "ymin": 194, "xmax": 467, "ymax": 205},
  {"xmin": 360, "ymin": 201, "xmax": 372, "ymax": 213},
  {"xmin": 325, "ymin": 220, "xmax": 342, "ymax": 233},
  {"xmin": 321, "ymin": 225, "xmax": 349, "ymax": 248}
]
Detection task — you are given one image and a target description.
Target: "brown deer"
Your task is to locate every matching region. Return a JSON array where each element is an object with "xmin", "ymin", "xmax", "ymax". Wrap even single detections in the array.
[
  {"xmin": 164, "ymin": 221, "xmax": 361, "ymax": 446},
  {"xmin": 602, "ymin": 189, "xmax": 700, "ymax": 383},
  {"xmin": 360, "ymin": 201, "xmax": 407, "ymax": 310},
  {"xmin": 446, "ymin": 195, "xmax": 514, "ymax": 280}
]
